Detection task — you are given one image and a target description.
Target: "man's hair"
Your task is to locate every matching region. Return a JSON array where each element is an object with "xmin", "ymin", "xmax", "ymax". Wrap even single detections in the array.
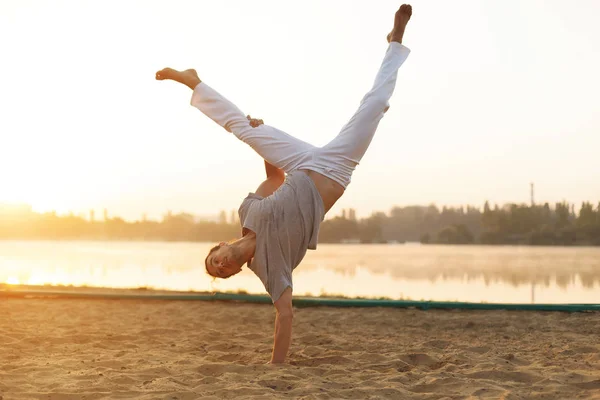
[{"xmin": 204, "ymin": 244, "xmax": 221, "ymax": 277}]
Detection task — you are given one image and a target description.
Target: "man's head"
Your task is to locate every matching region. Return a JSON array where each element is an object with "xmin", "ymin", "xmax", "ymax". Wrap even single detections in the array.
[{"xmin": 205, "ymin": 241, "xmax": 248, "ymax": 279}]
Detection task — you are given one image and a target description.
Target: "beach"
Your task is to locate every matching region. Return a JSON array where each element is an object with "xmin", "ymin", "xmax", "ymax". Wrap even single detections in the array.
[{"xmin": 1, "ymin": 296, "xmax": 599, "ymax": 399}]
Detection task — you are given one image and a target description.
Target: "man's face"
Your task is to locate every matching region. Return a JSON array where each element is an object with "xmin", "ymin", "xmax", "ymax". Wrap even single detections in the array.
[{"xmin": 205, "ymin": 243, "xmax": 243, "ymax": 279}]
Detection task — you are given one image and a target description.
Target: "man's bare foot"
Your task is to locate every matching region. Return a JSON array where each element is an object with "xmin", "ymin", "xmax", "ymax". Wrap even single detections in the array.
[
  {"xmin": 387, "ymin": 4, "xmax": 412, "ymax": 44},
  {"xmin": 155, "ymin": 68, "xmax": 201, "ymax": 90}
]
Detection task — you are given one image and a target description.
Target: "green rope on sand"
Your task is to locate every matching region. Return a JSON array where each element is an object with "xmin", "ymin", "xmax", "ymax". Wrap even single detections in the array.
[{"xmin": 2, "ymin": 288, "xmax": 599, "ymax": 312}]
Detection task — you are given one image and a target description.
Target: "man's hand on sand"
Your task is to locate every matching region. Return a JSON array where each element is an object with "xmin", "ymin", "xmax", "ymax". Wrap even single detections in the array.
[{"xmin": 247, "ymin": 115, "xmax": 264, "ymax": 128}]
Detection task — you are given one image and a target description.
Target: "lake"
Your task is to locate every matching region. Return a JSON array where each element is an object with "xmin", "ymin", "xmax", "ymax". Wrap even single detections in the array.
[{"xmin": 1, "ymin": 241, "xmax": 599, "ymax": 303}]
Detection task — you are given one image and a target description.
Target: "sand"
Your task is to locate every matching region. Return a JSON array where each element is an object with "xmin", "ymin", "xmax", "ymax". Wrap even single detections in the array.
[{"xmin": 1, "ymin": 296, "xmax": 599, "ymax": 400}]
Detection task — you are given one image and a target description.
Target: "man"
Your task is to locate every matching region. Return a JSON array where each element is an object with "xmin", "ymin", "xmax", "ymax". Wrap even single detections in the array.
[{"xmin": 156, "ymin": 4, "xmax": 412, "ymax": 363}]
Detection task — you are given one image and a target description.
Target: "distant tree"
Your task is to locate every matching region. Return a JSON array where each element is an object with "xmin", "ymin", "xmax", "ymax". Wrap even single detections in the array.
[
  {"xmin": 555, "ymin": 201, "xmax": 570, "ymax": 228},
  {"xmin": 358, "ymin": 212, "xmax": 385, "ymax": 243},
  {"xmin": 319, "ymin": 216, "xmax": 359, "ymax": 243},
  {"xmin": 578, "ymin": 202, "xmax": 596, "ymax": 227},
  {"xmin": 435, "ymin": 224, "xmax": 474, "ymax": 245}
]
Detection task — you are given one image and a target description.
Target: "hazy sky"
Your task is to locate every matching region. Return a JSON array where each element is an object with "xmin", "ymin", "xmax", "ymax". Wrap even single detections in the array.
[{"xmin": 1, "ymin": 0, "xmax": 599, "ymax": 221}]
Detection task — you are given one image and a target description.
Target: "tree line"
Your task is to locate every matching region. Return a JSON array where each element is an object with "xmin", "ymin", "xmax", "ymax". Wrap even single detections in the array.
[
  {"xmin": 298, "ymin": 201, "xmax": 600, "ymax": 246},
  {"xmin": 1, "ymin": 201, "xmax": 599, "ymax": 246}
]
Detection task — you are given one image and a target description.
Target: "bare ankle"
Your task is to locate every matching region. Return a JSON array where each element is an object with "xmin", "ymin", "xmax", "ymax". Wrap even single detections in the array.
[{"xmin": 185, "ymin": 76, "xmax": 201, "ymax": 90}]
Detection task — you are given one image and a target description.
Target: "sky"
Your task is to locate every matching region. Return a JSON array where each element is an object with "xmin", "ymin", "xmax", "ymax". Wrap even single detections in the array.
[{"xmin": 1, "ymin": 0, "xmax": 599, "ymax": 221}]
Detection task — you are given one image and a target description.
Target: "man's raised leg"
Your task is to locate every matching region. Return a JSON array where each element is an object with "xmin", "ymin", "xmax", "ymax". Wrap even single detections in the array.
[
  {"xmin": 156, "ymin": 68, "xmax": 316, "ymax": 172},
  {"xmin": 319, "ymin": 4, "xmax": 412, "ymax": 186}
]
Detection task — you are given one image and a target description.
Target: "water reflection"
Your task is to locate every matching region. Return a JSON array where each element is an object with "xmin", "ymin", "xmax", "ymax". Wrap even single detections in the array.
[
  {"xmin": 301, "ymin": 244, "xmax": 600, "ymax": 289},
  {"xmin": 0, "ymin": 241, "xmax": 599, "ymax": 303}
]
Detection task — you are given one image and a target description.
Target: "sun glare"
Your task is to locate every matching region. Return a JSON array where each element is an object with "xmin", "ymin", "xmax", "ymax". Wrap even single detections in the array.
[{"xmin": 6, "ymin": 276, "xmax": 20, "ymax": 285}]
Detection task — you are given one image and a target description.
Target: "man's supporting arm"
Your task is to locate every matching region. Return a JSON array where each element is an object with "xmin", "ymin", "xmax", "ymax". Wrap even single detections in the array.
[
  {"xmin": 191, "ymin": 83, "xmax": 256, "ymax": 137},
  {"xmin": 271, "ymin": 287, "xmax": 293, "ymax": 364}
]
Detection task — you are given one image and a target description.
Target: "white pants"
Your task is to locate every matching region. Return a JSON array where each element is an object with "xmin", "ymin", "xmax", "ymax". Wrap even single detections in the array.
[{"xmin": 191, "ymin": 42, "xmax": 411, "ymax": 189}]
